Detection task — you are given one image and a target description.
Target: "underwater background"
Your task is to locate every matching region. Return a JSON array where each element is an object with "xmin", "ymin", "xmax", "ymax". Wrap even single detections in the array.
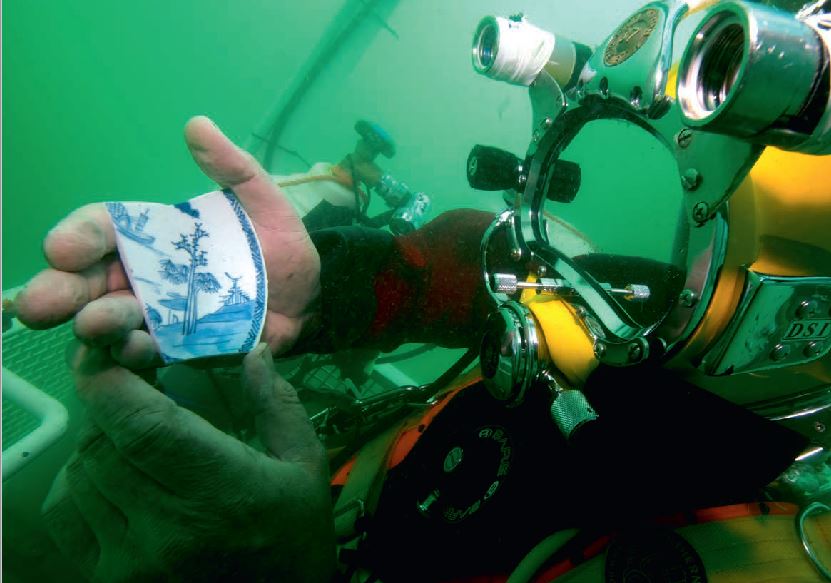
[
  {"xmin": 4, "ymin": 0, "xmax": 692, "ymax": 377},
  {"xmin": 4, "ymin": 0, "xmax": 698, "ymax": 580},
  {"xmin": 4, "ymin": 0, "xmax": 674, "ymax": 288}
]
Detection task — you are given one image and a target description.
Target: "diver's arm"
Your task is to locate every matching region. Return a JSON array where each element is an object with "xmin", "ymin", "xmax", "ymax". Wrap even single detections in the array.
[
  {"xmin": 14, "ymin": 113, "xmax": 495, "ymax": 363},
  {"xmin": 297, "ymin": 208, "xmax": 496, "ymax": 353}
]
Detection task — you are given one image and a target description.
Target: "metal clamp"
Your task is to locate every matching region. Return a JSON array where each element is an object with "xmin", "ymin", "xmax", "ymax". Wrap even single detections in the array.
[{"xmin": 481, "ymin": 209, "xmax": 522, "ymax": 306}]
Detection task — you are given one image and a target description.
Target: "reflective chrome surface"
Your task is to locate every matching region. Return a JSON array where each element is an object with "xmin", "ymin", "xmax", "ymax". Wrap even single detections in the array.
[
  {"xmin": 527, "ymin": 71, "xmax": 567, "ymax": 158},
  {"xmin": 514, "ymin": 100, "xmax": 695, "ymax": 363},
  {"xmin": 547, "ymin": 371, "xmax": 600, "ymax": 440},
  {"xmin": 473, "ymin": 14, "xmax": 588, "ymax": 91},
  {"xmin": 481, "ymin": 209, "xmax": 518, "ymax": 307},
  {"xmin": 480, "ymin": 301, "xmax": 541, "ymax": 405},
  {"xmin": 478, "ymin": 0, "xmax": 823, "ymax": 381},
  {"xmin": 655, "ymin": 207, "xmax": 728, "ymax": 355},
  {"xmin": 677, "ymin": 1, "xmax": 831, "ymax": 154},
  {"xmin": 496, "ymin": 0, "xmax": 767, "ymax": 366},
  {"xmin": 797, "ymin": 502, "xmax": 831, "ymax": 580},
  {"xmin": 472, "ymin": 15, "xmax": 556, "ymax": 87},
  {"xmin": 750, "ymin": 383, "xmax": 831, "ymax": 450},
  {"xmin": 580, "ymin": 1, "xmax": 688, "ymax": 114},
  {"xmin": 700, "ymin": 273, "xmax": 831, "ymax": 375}
]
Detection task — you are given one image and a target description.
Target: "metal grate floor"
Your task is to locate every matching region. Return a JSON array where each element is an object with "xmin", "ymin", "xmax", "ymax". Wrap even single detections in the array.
[
  {"xmin": 283, "ymin": 356, "xmax": 394, "ymax": 399},
  {"xmin": 2, "ymin": 322, "xmax": 75, "ymax": 447}
]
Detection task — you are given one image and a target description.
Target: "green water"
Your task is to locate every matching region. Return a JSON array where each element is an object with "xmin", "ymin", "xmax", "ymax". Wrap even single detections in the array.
[
  {"xmin": 4, "ymin": 0, "xmax": 333, "ymax": 288},
  {"xmin": 3, "ymin": 0, "xmax": 651, "ymax": 290},
  {"xmin": 2, "ymin": 0, "xmax": 660, "ymax": 387}
]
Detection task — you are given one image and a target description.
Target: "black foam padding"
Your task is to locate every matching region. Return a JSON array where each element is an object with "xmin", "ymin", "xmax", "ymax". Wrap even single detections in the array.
[
  {"xmin": 361, "ymin": 370, "xmax": 806, "ymax": 581},
  {"xmin": 467, "ymin": 145, "xmax": 522, "ymax": 191},
  {"xmin": 573, "ymin": 362, "xmax": 808, "ymax": 519}
]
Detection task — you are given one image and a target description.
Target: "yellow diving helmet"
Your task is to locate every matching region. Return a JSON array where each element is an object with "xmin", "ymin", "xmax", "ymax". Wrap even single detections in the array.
[{"xmin": 467, "ymin": 0, "xmax": 831, "ymax": 495}]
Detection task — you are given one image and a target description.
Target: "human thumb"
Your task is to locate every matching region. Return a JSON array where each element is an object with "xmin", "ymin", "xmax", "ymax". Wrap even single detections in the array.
[
  {"xmin": 242, "ymin": 343, "xmax": 325, "ymax": 468},
  {"xmin": 183, "ymin": 116, "xmax": 302, "ymax": 231}
]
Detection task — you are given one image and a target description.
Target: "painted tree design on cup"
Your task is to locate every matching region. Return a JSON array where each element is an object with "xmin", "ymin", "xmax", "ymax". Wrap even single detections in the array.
[{"xmin": 159, "ymin": 222, "xmax": 221, "ymax": 335}]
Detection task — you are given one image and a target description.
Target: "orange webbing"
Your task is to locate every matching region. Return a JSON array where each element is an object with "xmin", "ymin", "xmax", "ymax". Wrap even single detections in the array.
[{"xmin": 330, "ymin": 369, "xmax": 483, "ymax": 486}]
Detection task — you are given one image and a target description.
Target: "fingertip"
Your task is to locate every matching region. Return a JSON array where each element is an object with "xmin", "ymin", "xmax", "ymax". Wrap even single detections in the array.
[
  {"xmin": 15, "ymin": 260, "xmax": 129, "ymax": 332},
  {"xmin": 14, "ymin": 270, "xmax": 85, "ymax": 329},
  {"xmin": 44, "ymin": 204, "xmax": 115, "ymax": 272},
  {"xmin": 246, "ymin": 349, "xmax": 321, "ymax": 464},
  {"xmin": 244, "ymin": 341, "xmax": 272, "ymax": 368},
  {"xmin": 184, "ymin": 115, "xmax": 221, "ymax": 151},
  {"xmin": 184, "ymin": 115, "xmax": 261, "ymax": 188},
  {"xmin": 65, "ymin": 338, "xmax": 83, "ymax": 368},
  {"xmin": 73, "ymin": 293, "xmax": 145, "ymax": 346},
  {"xmin": 263, "ymin": 316, "xmax": 307, "ymax": 357},
  {"xmin": 242, "ymin": 343, "xmax": 275, "ymax": 392},
  {"xmin": 185, "ymin": 115, "xmax": 216, "ymax": 132},
  {"xmin": 255, "ymin": 341, "xmax": 273, "ymax": 362},
  {"xmin": 186, "ymin": 114, "xmax": 210, "ymax": 126},
  {"xmin": 67, "ymin": 343, "xmax": 113, "ymax": 382},
  {"xmin": 42, "ymin": 464, "xmax": 70, "ymax": 516},
  {"xmin": 110, "ymin": 330, "xmax": 161, "ymax": 370}
]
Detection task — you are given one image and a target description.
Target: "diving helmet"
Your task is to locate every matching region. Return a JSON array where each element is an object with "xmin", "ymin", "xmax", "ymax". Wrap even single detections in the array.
[{"xmin": 468, "ymin": 0, "xmax": 831, "ymax": 488}]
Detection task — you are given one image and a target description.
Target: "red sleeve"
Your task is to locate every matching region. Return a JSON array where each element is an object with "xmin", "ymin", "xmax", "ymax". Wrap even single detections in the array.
[{"xmin": 366, "ymin": 208, "xmax": 497, "ymax": 350}]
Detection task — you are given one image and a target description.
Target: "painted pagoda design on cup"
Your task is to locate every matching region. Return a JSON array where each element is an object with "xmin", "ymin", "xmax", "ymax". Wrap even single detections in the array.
[{"xmin": 106, "ymin": 191, "xmax": 266, "ymax": 363}]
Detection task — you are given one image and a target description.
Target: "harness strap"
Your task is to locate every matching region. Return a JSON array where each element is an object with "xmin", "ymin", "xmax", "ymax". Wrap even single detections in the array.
[{"xmin": 332, "ymin": 422, "xmax": 402, "ymax": 542}]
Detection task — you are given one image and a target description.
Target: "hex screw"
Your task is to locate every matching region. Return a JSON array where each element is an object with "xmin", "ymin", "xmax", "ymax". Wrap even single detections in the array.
[
  {"xmin": 510, "ymin": 248, "xmax": 523, "ymax": 261},
  {"xmin": 815, "ymin": 421, "xmax": 826, "ymax": 433},
  {"xmin": 594, "ymin": 342, "xmax": 607, "ymax": 358},
  {"xmin": 417, "ymin": 490, "xmax": 440, "ymax": 515},
  {"xmin": 629, "ymin": 86, "xmax": 643, "ymax": 108},
  {"xmin": 770, "ymin": 343, "xmax": 791, "ymax": 361},
  {"xmin": 804, "ymin": 341, "xmax": 824, "ymax": 358},
  {"xmin": 692, "ymin": 201, "xmax": 709, "ymax": 223},
  {"xmin": 679, "ymin": 289, "xmax": 697, "ymax": 308},
  {"xmin": 797, "ymin": 299, "xmax": 818, "ymax": 319},
  {"xmin": 676, "ymin": 128, "xmax": 693, "ymax": 148},
  {"xmin": 542, "ymin": 117, "xmax": 553, "ymax": 129},
  {"xmin": 681, "ymin": 168, "xmax": 702, "ymax": 191},
  {"xmin": 628, "ymin": 343, "xmax": 642, "ymax": 362},
  {"xmin": 599, "ymin": 77, "xmax": 609, "ymax": 98}
]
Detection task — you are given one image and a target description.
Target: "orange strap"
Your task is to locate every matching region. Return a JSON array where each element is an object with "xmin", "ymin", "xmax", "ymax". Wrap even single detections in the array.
[
  {"xmin": 331, "ymin": 370, "xmax": 483, "ymax": 487},
  {"xmin": 387, "ymin": 369, "xmax": 483, "ymax": 469},
  {"xmin": 331, "ymin": 422, "xmax": 404, "ymax": 542}
]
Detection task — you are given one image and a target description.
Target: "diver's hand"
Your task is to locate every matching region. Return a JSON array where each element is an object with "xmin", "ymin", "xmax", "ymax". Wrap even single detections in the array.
[
  {"xmin": 14, "ymin": 116, "xmax": 321, "ymax": 367},
  {"xmin": 42, "ymin": 343, "xmax": 336, "ymax": 583}
]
